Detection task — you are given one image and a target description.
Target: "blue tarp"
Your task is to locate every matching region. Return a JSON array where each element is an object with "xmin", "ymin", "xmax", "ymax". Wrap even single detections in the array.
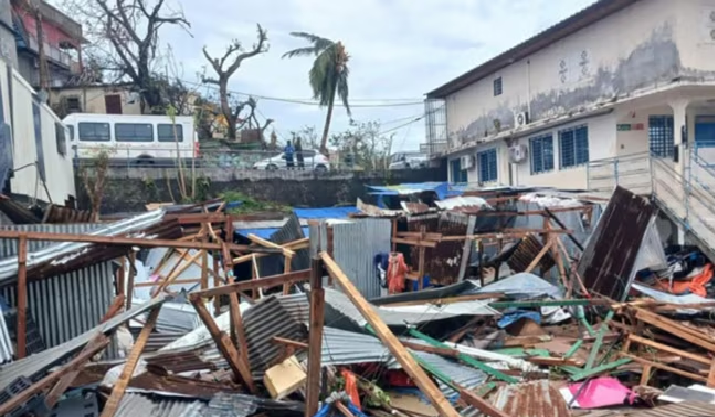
[
  {"xmin": 293, "ymin": 206, "xmax": 359, "ymax": 219},
  {"xmin": 497, "ymin": 310, "xmax": 542, "ymax": 328},
  {"xmin": 314, "ymin": 401, "xmax": 366, "ymax": 417}
]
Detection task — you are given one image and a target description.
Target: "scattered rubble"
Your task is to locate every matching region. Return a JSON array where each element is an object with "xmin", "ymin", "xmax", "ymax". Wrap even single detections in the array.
[{"xmin": 2, "ymin": 185, "xmax": 715, "ymax": 416}]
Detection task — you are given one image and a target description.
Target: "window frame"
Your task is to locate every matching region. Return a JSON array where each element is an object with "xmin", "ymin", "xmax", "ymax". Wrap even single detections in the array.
[
  {"xmin": 493, "ymin": 76, "xmax": 503, "ymax": 96},
  {"xmin": 529, "ymin": 133, "xmax": 554, "ymax": 175},
  {"xmin": 558, "ymin": 125, "xmax": 589, "ymax": 169},
  {"xmin": 114, "ymin": 122, "xmax": 155, "ymax": 143},
  {"xmin": 157, "ymin": 123, "xmax": 184, "ymax": 143},
  {"xmin": 78, "ymin": 122, "xmax": 110, "ymax": 142},
  {"xmin": 477, "ymin": 148, "xmax": 498, "ymax": 182},
  {"xmin": 648, "ymin": 115, "xmax": 674, "ymax": 157}
]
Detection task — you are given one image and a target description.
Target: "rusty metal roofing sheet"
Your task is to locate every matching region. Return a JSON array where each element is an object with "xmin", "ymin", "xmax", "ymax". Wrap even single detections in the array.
[
  {"xmin": 490, "ymin": 380, "xmax": 570, "ymax": 417},
  {"xmin": 578, "ymin": 186, "xmax": 655, "ymax": 301},
  {"xmin": 0, "ymin": 223, "xmax": 104, "ymax": 259},
  {"xmin": 407, "ymin": 213, "xmax": 469, "ymax": 286}
]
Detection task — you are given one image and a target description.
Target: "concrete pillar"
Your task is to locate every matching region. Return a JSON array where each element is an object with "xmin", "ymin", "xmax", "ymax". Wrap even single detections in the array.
[{"xmin": 671, "ymin": 99, "xmax": 689, "ymax": 178}]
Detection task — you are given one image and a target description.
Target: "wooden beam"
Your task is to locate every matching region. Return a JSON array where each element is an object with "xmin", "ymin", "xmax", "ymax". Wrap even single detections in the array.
[
  {"xmin": 116, "ymin": 257, "xmax": 126, "ymax": 296},
  {"xmin": 213, "ymin": 253, "xmax": 221, "ymax": 316},
  {"xmin": 101, "ymin": 307, "xmax": 161, "ymax": 417},
  {"xmin": 189, "ymin": 269, "xmax": 311, "ymax": 300},
  {"xmin": 320, "ymin": 253, "xmax": 460, "ymax": 417},
  {"xmin": 460, "ymin": 389, "xmax": 511, "ymax": 417},
  {"xmin": 0, "ymin": 334, "xmax": 109, "ymax": 417},
  {"xmin": 191, "ymin": 297, "xmax": 256, "ymax": 393},
  {"xmin": 273, "ymin": 336, "xmax": 309, "ymax": 349},
  {"xmin": 126, "ymin": 251, "xmax": 136, "ymax": 310},
  {"xmin": 45, "ymin": 331, "xmax": 110, "ymax": 409},
  {"xmin": 0, "ymin": 230, "xmax": 284, "ymax": 253},
  {"xmin": 134, "ymin": 279, "xmax": 201, "ymax": 287},
  {"xmin": 400, "ymin": 340, "xmax": 460, "ymax": 358},
  {"xmin": 100, "ymin": 295, "xmax": 126, "ymax": 323},
  {"xmin": 305, "ymin": 258, "xmax": 326, "ymax": 417},
  {"xmin": 524, "ymin": 240, "xmax": 552, "ymax": 274},
  {"xmin": 17, "ymin": 234, "xmax": 28, "ymax": 358},
  {"xmin": 383, "ymin": 293, "xmax": 504, "ymax": 307},
  {"xmin": 229, "ymin": 292, "xmax": 252, "ymax": 385},
  {"xmin": 248, "ymin": 233, "xmax": 296, "ymax": 257}
]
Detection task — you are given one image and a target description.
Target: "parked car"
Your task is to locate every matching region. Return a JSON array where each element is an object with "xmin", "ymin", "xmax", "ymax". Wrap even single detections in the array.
[
  {"xmin": 253, "ymin": 149, "xmax": 330, "ymax": 172},
  {"xmin": 389, "ymin": 151, "xmax": 429, "ymax": 169}
]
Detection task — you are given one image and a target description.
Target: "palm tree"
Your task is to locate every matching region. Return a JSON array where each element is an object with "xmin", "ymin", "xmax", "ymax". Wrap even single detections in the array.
[{"xmin": 283, "ymin": 32, "xmax": 351, "ymax": 154}]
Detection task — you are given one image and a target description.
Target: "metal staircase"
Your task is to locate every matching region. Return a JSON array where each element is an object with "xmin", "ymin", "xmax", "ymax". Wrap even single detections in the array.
[{"xmin": 587, "ymin": 150, "xmax": 715, "ymax": 257}]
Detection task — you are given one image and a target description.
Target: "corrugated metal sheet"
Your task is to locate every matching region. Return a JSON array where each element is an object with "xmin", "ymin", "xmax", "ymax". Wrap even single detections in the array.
[
  {"xmin": 115, "ymin": 393, "xmax": 207, "ymax": 417},
  {"xmin": 475, "ymin": 380, "xmax": 570, "ymax": 417},
  {"xmin": 0, "ymin": 307, "xmax": 11, "ymax": 363},
  {"xmin": 411, "ymin": 351, "xmax": 487, "ymax": 402},
  {"xmin": 332, "ymin": 218, "xmax": 391, "ymax": 299},
  {"xmin": 258, "ymin": 213, "xmax": 309, "ymax": 277},
  {"xmin": 185, "ymin": 391, "xmax": 304, "ymax": 417},
  {"xmin": 324, "ymin": 287, "xmax": 497, "ymax": 331},
  {"xmin": 309, "ymin": 221, "xmax": 328, "ymax": 256},
  {"xmin": 0, "ymin": 294, "xmax": 169, "ymax": 394},
  {"xmin": 0, "ymin": 223, "xmax": 104, "ymax": 259},
  {"xmin": 320, "ymin": 326, "xmax": 391, "ymax": 366},
  {"xmin": 242, "ymin": 296, "xmax": 308, "ymax": 379},
  {"xmin": 0, "ymin": 210, "xmax": 166, "ymax": 283},
  {"xmin": 578, "ymin": 186, "xmax": 654, "ymax": 301}
]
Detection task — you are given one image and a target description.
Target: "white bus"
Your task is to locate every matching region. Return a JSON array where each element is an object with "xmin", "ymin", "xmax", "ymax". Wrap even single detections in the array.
[{"xmin": 63, "ymin": 113, "xmax": 198, "ymax": 164}]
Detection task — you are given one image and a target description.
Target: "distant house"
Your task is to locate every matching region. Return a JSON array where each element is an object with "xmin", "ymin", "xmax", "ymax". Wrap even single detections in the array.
[
  {"xmin": 49, "ymin": 83, "xmax": 142, "ymax": 117},
  {"xmin": 0, "ymin": 0, "xmax": 84, "ymax": 88}
]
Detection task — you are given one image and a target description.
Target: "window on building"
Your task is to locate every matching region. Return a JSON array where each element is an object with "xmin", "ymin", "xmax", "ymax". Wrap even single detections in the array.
[
  {"xmin": 477, "ymin": 148, "xmax": 498, "ymax": 182},
  {"xmin": 78, "ymin": 122, "xmax": 110, "ymax": 142},
  {"xmin": 529, "ymin": 134, "xmax": 554, "ymax": 174},
  {"xmin": 559, "ymin": 125, "xmax": 589, "ymax": 168},
  {"xmin": 493, "ymin": 77, "xmax": 503, "ymax": 96},
  {"xmin": 55, "ymin": 122, "xmax": 66, "ymax": 157},
  {"xmin": 115, "ymin": 123, "xmax": 154, "ymax": 142},
  {"xmin": 157, "ymin": 123, "xmax": 183, "ymax": 142},
  {"xmin": 648, "ymin": 115, "xmax": 674, "ymax": 157}
]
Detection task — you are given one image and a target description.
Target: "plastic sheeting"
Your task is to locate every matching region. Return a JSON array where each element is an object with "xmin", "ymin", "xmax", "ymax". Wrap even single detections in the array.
[
  {"xmin": 631, "ymin": 284, "xmax": 715, "ymax": 315},
  {"xmin": 474, "ymin": 273, "xmax": 563, "ymax": 300}
]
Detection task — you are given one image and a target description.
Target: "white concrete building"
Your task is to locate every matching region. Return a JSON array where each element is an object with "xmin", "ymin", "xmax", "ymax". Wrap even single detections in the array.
[{"xmin": 425, "ymin": 0, "xmax": 715, "ymax": 191}]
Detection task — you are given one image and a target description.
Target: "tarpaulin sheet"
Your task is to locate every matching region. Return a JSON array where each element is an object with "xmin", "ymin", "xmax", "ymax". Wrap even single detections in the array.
[{"xmin": 475, "ymin": 273, "xmax": 562, "ymax": 300}]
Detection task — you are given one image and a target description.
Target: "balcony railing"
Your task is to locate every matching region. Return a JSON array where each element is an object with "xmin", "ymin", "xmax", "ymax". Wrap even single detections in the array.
[{"xmin": 27, "ymin": 36, "xmax": 77, "ymax": 70}]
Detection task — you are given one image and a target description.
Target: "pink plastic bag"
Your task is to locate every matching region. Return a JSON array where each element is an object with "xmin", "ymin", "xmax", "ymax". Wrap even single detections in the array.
[{"xmin": 569, "ymin": 377, "xmax": 635, "ymax": 408}]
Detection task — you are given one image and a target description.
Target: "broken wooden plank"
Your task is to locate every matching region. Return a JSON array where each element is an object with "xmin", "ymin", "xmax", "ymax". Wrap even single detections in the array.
[
  {"xmin": 189, "ymin": 269, "xmax": 311, "ymax": 299},
  {"xmin": 192, "ymin": 297, "xmax": 256, "ymax": 393},
  {"xmin": 320, "ymin": 252, "xmax": 461, "ymax": 417},
  {"xmin": 17, "ymin": 234, "xmax": 27, "ymax": 358},
  {"xmin": 101, "ymin": 307, "xmax": 161, "ymax": 417},
  {"xmin": 460, "ymin": 389, "xmax": 511, "ymax": 417}
]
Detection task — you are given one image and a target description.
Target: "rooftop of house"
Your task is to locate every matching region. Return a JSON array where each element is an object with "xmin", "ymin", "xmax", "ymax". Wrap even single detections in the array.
[{"xmin": 425, "ymin": 0, "xmax": 640, "ymax": 99}]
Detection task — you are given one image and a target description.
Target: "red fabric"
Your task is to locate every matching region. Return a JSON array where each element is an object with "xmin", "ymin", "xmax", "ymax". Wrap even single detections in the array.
[
  {"xmin": 387, "ymin": 253, "xmax": 408, "ymax": 294},
  {"xmin": 656, "ymin": 263, "xmax": 714, "ymax": 297},
  {"xmin": 341, "ymin": 369, "xmax": 361, "ymax": 410}
]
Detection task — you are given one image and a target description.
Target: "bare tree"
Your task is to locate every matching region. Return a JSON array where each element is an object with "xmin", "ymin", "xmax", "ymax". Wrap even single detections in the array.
[
  {"xmin": 59, "ymin": 0, "xmax": 191, "ymax": 113},
  {"xmin": 202, "ymin": 24, "xmax": 268, "ymax": 140},
  {"xmin": 80, "ymin": 149, "xmax": 109, "ymax": 221}
]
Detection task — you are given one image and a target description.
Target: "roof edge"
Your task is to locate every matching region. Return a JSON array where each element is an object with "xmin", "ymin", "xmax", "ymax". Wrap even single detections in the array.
[{"xmin": 425, "ymin": 0, "xmax": 640, "ymax": 99}]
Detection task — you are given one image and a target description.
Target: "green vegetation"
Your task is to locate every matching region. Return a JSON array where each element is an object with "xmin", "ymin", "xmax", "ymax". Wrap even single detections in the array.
[{"xmin": 220, "ymin": 191, "xmax": 292, "ymax": 214}]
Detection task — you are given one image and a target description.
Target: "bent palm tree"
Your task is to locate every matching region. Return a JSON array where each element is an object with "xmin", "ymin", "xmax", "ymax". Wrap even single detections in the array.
[{"xmin": 283, "ymin": 32, "xmax": 351, "ymax": 154}]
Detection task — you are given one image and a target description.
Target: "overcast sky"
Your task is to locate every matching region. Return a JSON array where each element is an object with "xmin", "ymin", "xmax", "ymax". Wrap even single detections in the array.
[{"xmin": 156, "ymin": 0, "xmax": 594, "ymax": 150}]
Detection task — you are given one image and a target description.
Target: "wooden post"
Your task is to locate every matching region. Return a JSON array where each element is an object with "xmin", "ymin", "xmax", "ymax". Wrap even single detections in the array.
[
  {"xmin": 282, "ymin": 254, "xmax": 293, "ymax": 295},
  {"xmin": 391, "ymin": 217, "xmax": 398, "ymax": 252},
  {"xmin": 101, "ymin": 306, "xmax": 161, "ymax": 417},
  {"xmin": 213, "ymin": 253, "xmax": 221, "ymax": 316},
  {"xmin": 17, "ymin": 234, "xmax": 28, "ymax": 359},
  {"xmin": 460, "ymin": 389, "xmax": 511, "ymax": 417},
  {"xmin": 251, "ymin": 254, "xmax": 258, "ymax": 299},
  {"xmin": 417, "ymin": 225, "xmax": 426, "ymax": 290},
  {"xmin": 305, "ymin": 258, "xmax": 326, "ymax": 417},
  {"xmin": 191, "ymin": 296, "xmax": 256, "ymax": 393},
  {"xmin": 116, "ymin": 256, "xmax": 126, "ymax": 297},
  {"xmin": 320, "ymin": 253, "xmax": 460, "ymax": 417},
  {"xmin": 126, "ymin": 251, "xmax": 136, "ymax": 310}
]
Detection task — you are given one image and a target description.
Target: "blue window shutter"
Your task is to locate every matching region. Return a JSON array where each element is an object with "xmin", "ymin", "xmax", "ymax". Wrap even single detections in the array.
[
  {"xmin": 560, "ymin": 129, "xmax": 575, "ymax": 168},
  {"xmin": 543, "ymin": 135, "xmax": 554, "ymax": 171},
  {"xmin": 530, "ymin": 138, "xmax": 542, "ymax": 174},
  {"xmin": 575, "ymin": 126, "xmax": 589, "ymax": 164}
]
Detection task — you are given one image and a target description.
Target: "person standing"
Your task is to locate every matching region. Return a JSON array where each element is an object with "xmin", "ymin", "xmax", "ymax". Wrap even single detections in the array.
[
  {"xmin": 295, "ymin": 137, "xmax": 305, "ymax": 169},
  {"xmin": 284, "ymin": 140, "xmax": 295, "ymax": 169}
]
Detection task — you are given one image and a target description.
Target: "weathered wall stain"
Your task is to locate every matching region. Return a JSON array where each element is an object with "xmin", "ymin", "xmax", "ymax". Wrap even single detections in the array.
[{"xmin": 451, "ymin": 23, "xmax": 694, "ymax": 144}]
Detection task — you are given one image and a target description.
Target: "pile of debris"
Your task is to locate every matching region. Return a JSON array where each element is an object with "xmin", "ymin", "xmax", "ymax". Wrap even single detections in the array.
[{"xmin": 3, "ymin": 186, "xmax": 715, "ymax": 416}]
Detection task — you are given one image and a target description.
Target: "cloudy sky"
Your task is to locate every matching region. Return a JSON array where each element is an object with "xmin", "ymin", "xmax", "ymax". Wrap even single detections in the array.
[{"xmin": 158, "ymin": 0, "xmax": 596, "ymax": 151}]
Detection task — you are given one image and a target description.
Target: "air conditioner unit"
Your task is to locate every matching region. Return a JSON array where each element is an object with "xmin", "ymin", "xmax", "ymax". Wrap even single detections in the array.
[
  {"xmin": 461, "ymin": 154, "xmax": 474, "ymax": 169},
  {"xmin": 508, "ymin": 144, "xmax": 528, "ymax": 163},
  {"xmin": 514, "ymin": 111, "xmax": 529, "ymax": 128}
]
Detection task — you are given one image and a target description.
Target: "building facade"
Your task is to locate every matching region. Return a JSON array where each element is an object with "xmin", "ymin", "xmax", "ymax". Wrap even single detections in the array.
[
  {"xmin": 426, "ymin": 0, "xmax": 715, "ymax": 189},
  {"xmin": 49, "ymin": 84, "xmax": 142, "ymax": 117}
]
